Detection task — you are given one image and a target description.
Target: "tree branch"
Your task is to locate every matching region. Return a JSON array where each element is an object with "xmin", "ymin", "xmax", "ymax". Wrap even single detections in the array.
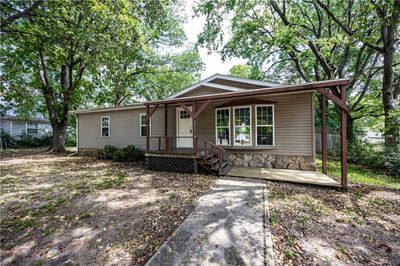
[{"xmin": 0, "ymin": 0, "xmax": 44, "ymax": 29}]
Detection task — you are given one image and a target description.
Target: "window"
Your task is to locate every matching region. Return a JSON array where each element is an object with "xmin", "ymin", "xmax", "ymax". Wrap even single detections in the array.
[
  {"xmin": 234, "ymin": 106, "xmax": 251, "ymax": 146},
  {"xmin": 140, "ymin": 114, "xmax": 151, "ymax": 137},
  {"xmin": 215, "ymin": 108, "xmax": 230, "ymax": 145},
  {"xmin": 256, "ymin": 105, "xmax": 274, "ymax": 146},
  {"xmin": 101, "ymin": 116, "xmax": 110, "ymax": 137},
  {"xmin": 180, "ymin": 110, "xmax": 190, "ymax": 119},
  {"xmin": 27, "ymin": 123, "xmax": 38, "ymax": 134}
]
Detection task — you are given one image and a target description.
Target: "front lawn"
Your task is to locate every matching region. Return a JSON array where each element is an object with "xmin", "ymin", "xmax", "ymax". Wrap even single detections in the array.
[
  {"xmin": 268, "ymin": 182, "xmax": 400, "ymax": 265},
  {"xmin": 0, "ymin": 150, "xmax": 215, "ymax": 265}
]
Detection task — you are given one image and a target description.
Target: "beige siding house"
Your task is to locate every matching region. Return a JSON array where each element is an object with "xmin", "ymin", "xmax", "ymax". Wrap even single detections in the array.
[{"xmin": 75, "ymin": 74, "xmax": 319, "ymax": 174}]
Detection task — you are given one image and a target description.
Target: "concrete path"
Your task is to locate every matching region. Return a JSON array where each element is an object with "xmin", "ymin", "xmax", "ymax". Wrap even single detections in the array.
[{"xmin": 146, "ymin": 177, "xmax": 274, "ymax": 266}]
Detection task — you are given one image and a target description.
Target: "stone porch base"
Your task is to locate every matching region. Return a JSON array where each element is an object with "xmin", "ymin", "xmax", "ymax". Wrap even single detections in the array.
[{"xmin": 226, "ymin": 153, "xmax": 316, "ymax": 171}]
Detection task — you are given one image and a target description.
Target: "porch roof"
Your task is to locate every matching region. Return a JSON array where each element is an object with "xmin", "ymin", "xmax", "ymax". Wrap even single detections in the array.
[{"xmin": 144, "ymin": 78, "xmax": 349, "ymax": 106}]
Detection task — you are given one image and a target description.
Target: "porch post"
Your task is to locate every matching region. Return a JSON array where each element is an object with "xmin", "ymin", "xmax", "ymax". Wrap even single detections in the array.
[
  {"xmin": 321, "ymin": 95, "xmax": 327, "ymax": 174},
  {"xmin": 164, "ymin": 103, "xmax": 168, "ymax": 150},
  {"xmin": 340, "ymin": 85, "xmax": 348, "ymax": 189},
  {"xmin": 192, "ymin": 101, "xmax": 197, "ymax": 157},
  {"xmin": 146, "ymin": 105, "xmax": 150, "ymax": 152}
]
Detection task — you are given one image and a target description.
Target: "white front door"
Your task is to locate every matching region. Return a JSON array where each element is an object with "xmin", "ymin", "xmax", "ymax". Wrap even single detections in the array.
[{"xmin": 176, "ymin": 107, "xmax": 193, "ymax": 148}]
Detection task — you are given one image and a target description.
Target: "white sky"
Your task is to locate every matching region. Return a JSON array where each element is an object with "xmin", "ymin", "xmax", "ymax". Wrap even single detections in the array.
[{"xmin": 182, "ymin": 1, "xmax": 247, "ymax": 78}]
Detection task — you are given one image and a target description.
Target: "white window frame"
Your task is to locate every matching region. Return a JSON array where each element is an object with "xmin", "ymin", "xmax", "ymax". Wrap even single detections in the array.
[
  {"xmin": 27, "ymin": 122, "xmax": 39, "ymax": 134},
  {"xmin": 255, "ymin": 104, "xmax": 275, "ymax": 146},
  {"xmin": 140, "ymin": 113, "xmax": 151, "ymax": 138},
  {"xmin": 215, "ymin": 107, "xmax": 231, "ymax": 146},
  {"xmin": 100, "ymin": 116, "xmax": 110, "ymax": 137},
  {"xmin": 233, "ymin": 106, "xmax": 252, "ymax": 147}
]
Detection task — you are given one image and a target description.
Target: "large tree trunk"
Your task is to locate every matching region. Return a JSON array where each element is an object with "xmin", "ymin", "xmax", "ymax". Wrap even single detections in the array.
[
  {"xmin": 382, "ymin": 15, "xmax": 399, "ymax": 148},
  {"xmin": 51, "ymin": 122, "xmax": 68, "ymax": 152}
]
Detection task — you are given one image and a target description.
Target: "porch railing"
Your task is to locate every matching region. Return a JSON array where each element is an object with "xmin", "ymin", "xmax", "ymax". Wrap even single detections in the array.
[
  {"xmin": 148, "ymin": 136, "xmax": 193, "ymax": 152},
  {"xmin": 195, "ymin": 136, "xmax": 226, "ymax": 173},
  {"xmin": 147, "ymin": 135, "xmax": 226, "ymax": 173}
]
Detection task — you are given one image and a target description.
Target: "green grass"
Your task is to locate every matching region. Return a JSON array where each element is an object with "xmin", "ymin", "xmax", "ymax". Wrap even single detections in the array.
[{"xmin": 316, "ymin": 157, "xmax": 400, "ymax": 189}]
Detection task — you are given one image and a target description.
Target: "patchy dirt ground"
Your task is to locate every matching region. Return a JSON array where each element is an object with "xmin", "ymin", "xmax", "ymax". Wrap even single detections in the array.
[
  {"xmin": 268, "ymin": 182, "xmax": 400, "ymax": 265},
  {"xmin": 0, "ymin": 150, "xmax": 215, "ymax": 265}
]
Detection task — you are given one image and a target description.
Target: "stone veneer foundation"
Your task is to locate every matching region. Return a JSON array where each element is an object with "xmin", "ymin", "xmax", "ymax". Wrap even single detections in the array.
[{"xmin": 226, "ymin": 153, "xmax": 316, "ymax": 171}]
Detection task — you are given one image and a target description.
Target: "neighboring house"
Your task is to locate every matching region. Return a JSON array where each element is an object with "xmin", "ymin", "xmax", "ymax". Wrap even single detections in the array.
[
  {"xmin": 75, "ymin": 74, "xmax": 349, "ymax": 180},
  {"xmin": 0, "ymin": 115, "xmax": 52, "ymax": 138},
  {"xmin": 364, "ymin": 131, "xmax": 384, "ymax": 144}
]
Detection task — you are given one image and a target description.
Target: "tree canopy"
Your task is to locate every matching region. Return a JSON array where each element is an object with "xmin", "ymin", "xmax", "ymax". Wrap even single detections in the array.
[
  {"xmin": 195, "ymin": 0, "xmax": 399, "ymax": 146},
  {"xmin": 1, "ymin": 0, "xmax": 203, "ymax": 150}
]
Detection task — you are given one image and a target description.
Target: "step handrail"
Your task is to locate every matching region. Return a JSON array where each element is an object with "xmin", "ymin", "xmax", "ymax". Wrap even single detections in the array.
[{"xmin": 195, "ymin": 136, "xmax": 226, "ymax": 173}]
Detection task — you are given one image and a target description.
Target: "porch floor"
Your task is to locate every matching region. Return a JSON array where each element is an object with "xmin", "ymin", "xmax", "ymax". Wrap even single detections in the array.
[{"xmin": 228, "ymin": 167, "xmax": 341, "ymax": 187}]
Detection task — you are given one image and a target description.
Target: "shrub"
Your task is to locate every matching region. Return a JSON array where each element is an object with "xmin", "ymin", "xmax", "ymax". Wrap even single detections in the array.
[
  {"xmin": 112, "ymin": 150, "xmax": 126, "ymax": 162},
  {"xmin": 103, "ymin": 145, "xmax": 117, "ymax": 159},
  {"xmin": 348, "ymin": 142, "xmax": 400, "ymax": 177},
  {"xmin": 100, "ymin": 145, "xmax": 144, "ymax": 162},
  {"xmin": 1, "ymin": 131, "xmax": 52, "ymax": 149}
]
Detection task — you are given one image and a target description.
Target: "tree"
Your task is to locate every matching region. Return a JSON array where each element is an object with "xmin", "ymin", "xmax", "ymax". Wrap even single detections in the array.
[
  {"xmin": 92, "ymin": 48, "xmax": 203, "ymax": 106},
  {"xmin": 1, "ymin": 0, "xmax": 186, "ymax": 151},
  {"xmin": 229, "ymin": 64, "xmax": 267, "ymax": 80},
  {"xmin": 195, "ymin": 0, "xmax": 398, "ymax": 144},
  {"xmin": 315, "ymin": 0, "xmax": 400, "ymax": 147}
]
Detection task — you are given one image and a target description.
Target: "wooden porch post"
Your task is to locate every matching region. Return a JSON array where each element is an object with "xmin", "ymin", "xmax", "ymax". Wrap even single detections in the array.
[
  {"xmin": 146, "ymin": 105, "xmax": 150, "ymax": 152},
  {"xmin": 164, "ymin": 103, "xmax": 168, "ymax": 150},
  {"xmin": 192, "ymin": 101, "xmax": 198, "ymax": 157},
  {"xmin": 321, "ymin": 95, "xmax": 327, "ymax": 174},
  {"xmin": 340, "ymin": 85, "xmax": 348, "ymax": 189}
]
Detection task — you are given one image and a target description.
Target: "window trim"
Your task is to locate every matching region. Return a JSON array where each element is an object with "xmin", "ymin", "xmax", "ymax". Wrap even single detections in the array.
[
  {"xmin": 27, "ymin": 122, "xmax": 39, "ymax": 134},
  {"xmin": 100, "ymin": 116, "xmax": 110, "ymax": 138},
  {"xmin": 140, "ymin": 113, "xmax": 151, "ymax": 138},
  {"xmin": 215, "ymin": 107, "xmax": 231, "ymax": 146},
  {"xmin": 233, "ymin": 105, "xmax": 252, "ymax": 147},
  {"xmin": 255, "ymin": 104, "xmax": 275, "ymax": 146}
]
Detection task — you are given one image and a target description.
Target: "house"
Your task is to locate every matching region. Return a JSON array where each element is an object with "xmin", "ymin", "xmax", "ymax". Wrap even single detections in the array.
[
  {"xmin": 75, "ymin": 74, "xmax": 349, "ymax": 187},
  {"xmin": 0, "ymin": 114, "xmax": 52, "ymax": 139}
]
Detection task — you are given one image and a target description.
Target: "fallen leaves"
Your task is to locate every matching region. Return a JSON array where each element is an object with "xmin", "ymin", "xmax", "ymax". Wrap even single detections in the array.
[
  {"xmin": 0, "ymin": 150, "xmax": 216, "ymax": 265},
  {"xmin": 268, "ymin": 181, "xmax": 400, "ymax": 265}
]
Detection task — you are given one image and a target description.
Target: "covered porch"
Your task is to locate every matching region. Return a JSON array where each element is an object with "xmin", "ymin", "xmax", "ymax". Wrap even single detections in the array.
[{"xmin": 144, "ymin": 78, "xmax": 350, "ymax": 189}]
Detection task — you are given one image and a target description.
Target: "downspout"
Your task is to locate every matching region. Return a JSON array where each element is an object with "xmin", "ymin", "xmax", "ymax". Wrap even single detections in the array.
[{"xmin": 68, "ymin": 112, "xmax": 79, "ymax": 157}]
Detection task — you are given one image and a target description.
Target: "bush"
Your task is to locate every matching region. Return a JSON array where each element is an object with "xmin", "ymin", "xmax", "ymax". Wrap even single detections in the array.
[
  {"xmin": 348, "ymin": 142, "xmax": 400, "ymax": 177},
  {"xmin": 100, "ymin": 145, "xmax": 143, "ymax": 162},
  {"xmin": 1, "ymin": 131, "xmax": 52, "ymax": 149},
  {"xmin": 103, "ymin": 145, "xmax": 118, "ymax": 159}
]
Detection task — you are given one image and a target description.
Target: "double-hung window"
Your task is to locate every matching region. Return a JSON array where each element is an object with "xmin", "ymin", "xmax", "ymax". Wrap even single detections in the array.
[
  {"xmin": 27, "ymin": 123, "xmax": 38, "ymax": 134},
  {"xmin": 256, "ymin": 105, "xmax": 274, "ymax": 146},
  {"xmin": 140, "ymin": 114, "xmax": 151, "ymax": 137},
  {"xmin": 101, "ymin": 116, "xmax": 110, "ymax": 137},
  {"xmin": 215, "ymin": 108, "xmax": 230, "ymax": 145},
  {"xmin": 234, "ymin": 106, "xmax": 252, "ymax": 146}
]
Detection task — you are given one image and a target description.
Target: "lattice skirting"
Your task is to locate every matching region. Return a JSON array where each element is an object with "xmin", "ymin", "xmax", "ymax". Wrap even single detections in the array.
[{"xmin": 146, "ymin": 156, "xmax": 198, "ymax": 174}]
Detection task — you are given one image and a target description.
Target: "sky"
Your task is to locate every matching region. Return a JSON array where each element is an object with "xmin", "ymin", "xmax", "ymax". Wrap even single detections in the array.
[{"xmin": 182, "ymin": 1, "xmax": 247, "ymax": 78}]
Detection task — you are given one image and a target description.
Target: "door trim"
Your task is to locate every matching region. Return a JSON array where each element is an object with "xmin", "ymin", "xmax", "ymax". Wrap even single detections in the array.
[{"xmin": 176, "ymin": 107, "xmax": 193, "ymax": 148}]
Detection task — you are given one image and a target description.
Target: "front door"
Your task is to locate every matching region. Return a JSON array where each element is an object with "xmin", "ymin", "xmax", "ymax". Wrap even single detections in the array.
[{"xmin": 176, "ymin": 107, "xmax": 193, "ymax": 148}]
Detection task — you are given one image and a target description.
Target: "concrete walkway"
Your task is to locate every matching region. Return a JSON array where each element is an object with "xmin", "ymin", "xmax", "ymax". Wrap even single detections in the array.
[{"xmin": 146, "ymin": 177, "xmax": 274, "ymax": 266}]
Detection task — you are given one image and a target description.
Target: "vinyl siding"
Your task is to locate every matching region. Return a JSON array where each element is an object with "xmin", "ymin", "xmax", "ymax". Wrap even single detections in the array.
[
  {"xmin": 78, "ymin": 106, "xmax": 174, "ymax": 150},
  {"xmin": 177, "ymin": 86, "xmax": 232, "ymax": 98},
  {"xmin": 11, "ymin": 122, "xmax": 26, "ymax": 137},
  {"xmin": 0, "ymin": 120, "xmax": 11, "ymax": 135},
  {"xmin": 194, "ymin": 92, "xmax": 314, "ymax": 156},
  {"xmin": 78, "ymin": 92, "xmax": 314, "ymax": 156}
]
